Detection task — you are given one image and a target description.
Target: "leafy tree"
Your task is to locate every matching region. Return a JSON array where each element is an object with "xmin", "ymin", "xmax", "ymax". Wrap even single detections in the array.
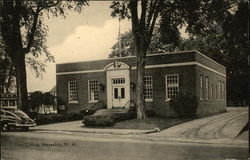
[
  {"xmin": 29, "ymin": 91, "xmax": 56, "ymax": 109},
  {"xmin": 0, "ymin": 39, "xmax": 16, "ymax": 93},
  {"xmin": 0, "ymin": 0, "xmax": 88, "ymax": 113},
  {"xmin": 110, "ymin": 0, "xmax": 234, "ymax": 119},
  {"xmin": 29, "ymin": 91, "xmax": 43, "ymax": 108},
  {"xmin": 180, "ymin": 1, "xmax": 249, "ymax": 105},
  {"xmin": 109, "ymin": 26, "xmax": 181, "ymax": 58}
]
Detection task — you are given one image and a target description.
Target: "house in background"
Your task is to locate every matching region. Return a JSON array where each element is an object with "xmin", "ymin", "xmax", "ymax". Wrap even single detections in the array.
[
  {"xmin": 0, "ymin": 93, "xmax": 18, "ymax": 110},
  {"xmin": 49, "ymin": 85, "xmax": 57, "ymax": 97},
  {"xmin": 56, "ymin": 50, "xmax": 226, "ymax": 117}
]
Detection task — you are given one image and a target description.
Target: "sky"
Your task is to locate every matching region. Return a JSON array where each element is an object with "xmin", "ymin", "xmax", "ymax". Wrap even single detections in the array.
[{"xmin": 26, "ymin": 1, "xmax": 131, "ymax": 92}]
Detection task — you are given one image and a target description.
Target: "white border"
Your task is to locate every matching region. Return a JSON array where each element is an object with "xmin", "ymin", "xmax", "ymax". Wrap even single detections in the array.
[{"xmin": 57, "ymin": 62, "xmax": 226, "ymax": 77}]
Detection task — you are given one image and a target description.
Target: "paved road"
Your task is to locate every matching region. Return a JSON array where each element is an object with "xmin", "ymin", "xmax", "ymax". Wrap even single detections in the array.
[{"xmin": 1, "ymin": 131, "xmax": 248, "ymax": 160}]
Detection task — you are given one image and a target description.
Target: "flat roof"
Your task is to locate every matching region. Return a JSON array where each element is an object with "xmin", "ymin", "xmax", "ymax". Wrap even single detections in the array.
[{"xmin": 56, "ymin": 50, "xmax": 225, "ymax": 68}]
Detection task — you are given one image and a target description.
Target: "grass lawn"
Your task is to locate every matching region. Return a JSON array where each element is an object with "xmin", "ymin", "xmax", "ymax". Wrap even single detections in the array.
[{"xmin": 105, "ymin": 117, "xmax": 194, "ymax": 130}]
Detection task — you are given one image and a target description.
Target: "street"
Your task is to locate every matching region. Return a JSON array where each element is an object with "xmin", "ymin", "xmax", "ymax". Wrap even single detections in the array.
[{"xmin": 1, "ymin": 131, "xmax": 248, "ymax": 160}]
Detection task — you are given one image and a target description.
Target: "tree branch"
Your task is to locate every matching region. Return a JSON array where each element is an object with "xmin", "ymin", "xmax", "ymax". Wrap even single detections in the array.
[
  {"xmin": 24, "ymin": 0, "xmax": 42, "ymax": 54},
  {"xmin": 148, "ymin": 0, "xmax": 162, "ymax": 42},
  {"xmin": 130, "ymin": 0, "xmax": 139, "ymax": 28},
  {"xmin": 146, "ymin": 0, "xmax": 157, "ymax": 30},
  {"xmin": 140, "ymin": 0, "xmax": 147, "ymax": 27}
]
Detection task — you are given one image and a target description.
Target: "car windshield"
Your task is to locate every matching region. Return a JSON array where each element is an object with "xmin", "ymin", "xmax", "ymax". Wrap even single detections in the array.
[{"xmin": 14, "ymin": 110, "xmax": 30, "ymax": 119}]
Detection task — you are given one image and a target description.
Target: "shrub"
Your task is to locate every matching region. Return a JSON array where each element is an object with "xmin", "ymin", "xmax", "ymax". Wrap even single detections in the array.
[
  {"xmin": 170, "ymin": 92, "xmax": 198, "ymax": 118},
  {"xmin": 83, "ymin": 110, "xmax": 136, "ymax": 127},
  {"xmin": 83, "ymin": 114, "xmax": 114, "ymax": 127},
  {"xmin": 36, "ymin": 112, "xmax": 82, "ymax": 125}
]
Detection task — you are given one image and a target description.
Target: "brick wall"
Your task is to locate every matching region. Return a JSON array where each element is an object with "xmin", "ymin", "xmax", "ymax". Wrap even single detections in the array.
[{"xmin": 56, "ymin": 50, "xmax": 226, "ymax": 117}]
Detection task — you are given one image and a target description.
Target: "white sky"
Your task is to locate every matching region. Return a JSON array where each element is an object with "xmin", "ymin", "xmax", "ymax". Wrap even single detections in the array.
[{"xmin": 27, "ymin": 1, "xmax": 131, "ymax": 92}]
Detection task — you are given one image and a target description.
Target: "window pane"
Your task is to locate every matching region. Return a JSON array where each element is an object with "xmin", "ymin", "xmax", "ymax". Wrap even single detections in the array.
[
  {"xmin": 144, "ymin": 76, "xmax": 153, "ymax": 100},
  {"xmin": 166, "ymin": 74, "xmax": 179, "ymax": 99},
  {"xmin": 68, "ymin": 81, "xmax": 78, "ymax": 102},
  {"xmin": 89, "ymin": 80, "xmax": 98, "ymax": 102},
  {"xmin": 121, "ymin": 88, "xmax": 125, "ymax": 98},
  {"xmin": 114, "ymin": 88, "xmax": 118, "ymax": 99},
  {"xmin": 112, "ymin": 78, "xmax": 125, "ymax": 84}
]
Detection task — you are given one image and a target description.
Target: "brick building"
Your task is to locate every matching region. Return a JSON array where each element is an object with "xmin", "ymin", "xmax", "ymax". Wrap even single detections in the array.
[{"xmin": 56, "ymin": 50, "xmax": 226, "ymax": 117}]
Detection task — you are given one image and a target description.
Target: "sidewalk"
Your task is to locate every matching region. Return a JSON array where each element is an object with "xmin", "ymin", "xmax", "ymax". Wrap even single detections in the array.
[{"xmin": 31, "ymin": 120, "xmax": 156, "ymax": 135}]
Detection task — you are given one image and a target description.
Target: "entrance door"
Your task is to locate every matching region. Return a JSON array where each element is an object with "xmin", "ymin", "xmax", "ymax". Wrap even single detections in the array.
[{"xmin": 112, "ymin": 78, "xmax": 126, "ymax": 107}]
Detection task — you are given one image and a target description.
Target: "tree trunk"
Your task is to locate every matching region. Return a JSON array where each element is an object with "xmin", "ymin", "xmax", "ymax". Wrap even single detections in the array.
[
  {"xmin": 136, "ymin": 49, "xmax": 147, "ymax": 119},
  {"xmin": 13, "ymin": 52, "xmax": 29, "ymax": 113}
]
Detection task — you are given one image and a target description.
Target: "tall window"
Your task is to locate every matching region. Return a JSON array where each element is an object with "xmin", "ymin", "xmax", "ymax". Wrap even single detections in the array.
[
  {"xmin": 166, "ymin": 74, "xmax": 179, "ymax": 100},
  {"xmin": 216, "ymin": 83, "xmax": 219, "ymax": 100},
  {"xmin": 88, "ymin": 80, "xmax": 98, "ymax": 102},
  {"xmin": 218, "ymin": 81, "xmax": 221, "ymax": 100},
  {"xmin": 200, "ymin": 75, "xmax": 204, "ymax": 100},
  {"xmin": 205, "ymin": 77, "xmax": 209, "ymax": 100},
  {"xmin": 210, "ymin": 84, "xmax": 213, "ymax": 100},
  {"xmin": 144, "ymin": 76, "xmax": 153, "ymax": 101},
  {"xmin": 68, "ymin": 81, "xmax": 78, "ymax": 102},
  {"xmin": 221, "ymin": 81, "xmax": 225, "ymax": 100}
]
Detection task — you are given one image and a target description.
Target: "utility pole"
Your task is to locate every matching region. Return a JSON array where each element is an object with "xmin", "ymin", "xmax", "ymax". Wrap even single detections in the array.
[{"xmin": 118, "ymin": 17, "xmax": 121, "ymax": 57}]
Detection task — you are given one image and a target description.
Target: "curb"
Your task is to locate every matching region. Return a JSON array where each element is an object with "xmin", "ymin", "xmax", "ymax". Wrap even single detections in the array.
[
  {"xmin": 32, "ymin": 128, "xmax": 158, "ymax": 135},
  {"xmin": 141, "ymin": 136, "xmax": 249, "ymax": 147}
]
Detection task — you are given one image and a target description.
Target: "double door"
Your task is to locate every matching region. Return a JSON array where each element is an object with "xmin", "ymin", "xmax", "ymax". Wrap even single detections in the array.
[{"xmin": 112, "ymin": 78, "xmax": 126, "ymax": 107}]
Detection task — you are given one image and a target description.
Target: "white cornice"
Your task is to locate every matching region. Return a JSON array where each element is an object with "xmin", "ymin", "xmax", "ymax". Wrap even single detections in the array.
[{"xmin": 57, "ymin": 61, "xmax": 226, "ymax": 77}]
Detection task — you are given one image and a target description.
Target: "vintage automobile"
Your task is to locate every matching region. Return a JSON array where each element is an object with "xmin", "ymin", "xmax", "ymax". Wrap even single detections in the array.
[{"xmin": 0, "ymin": 109, "xmax": 36, "ymax": 131}]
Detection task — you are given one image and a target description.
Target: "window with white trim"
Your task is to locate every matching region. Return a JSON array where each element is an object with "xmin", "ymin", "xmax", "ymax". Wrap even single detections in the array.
[
  {"xmin": 222, "ymin": 81, "xmax": 225, "ymax": 100},
  {"xmin": 200, "ymin": 75, "xmax": 204, "ymax": 100},
  {"xmin": 144, "ymin": 76, "xmax": 153, "ymax": 101},
  {"xmin": 205, "ymin": 77, "xmax": 209, "ymax": 100},
  {"xmin": 219, "ymin": 81, "xmax": 221, "ymax": 100},
  {"xmin": 88, "ymin": 80, "xmax": 98, "ymax": 102},
  {"xmin": 68, "ymin": 81, "xmax": 78, "ymax": 102},
  {"xmin": 166, "ymin": 74, "xmax": 179, "ymax": 100},
  {"xmin": 216, "ymin": 83, "xmax": 219, "ymax": 100},
  {"xmin": 210, "ymin": 84, "xmax": 214, "ymax": 100}
]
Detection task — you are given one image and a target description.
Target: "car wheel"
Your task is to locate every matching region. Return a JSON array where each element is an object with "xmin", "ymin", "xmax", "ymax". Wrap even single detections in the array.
[{"xmin": 1, "ymin": 122, "xmax": 9, "ymax": 131}]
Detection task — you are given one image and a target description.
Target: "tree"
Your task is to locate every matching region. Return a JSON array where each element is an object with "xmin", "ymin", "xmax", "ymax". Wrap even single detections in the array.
[
  {"xmin": 180, "ymin": 1, "xmax": 249, "ymax": 105},
  {"xmin": 0, "ymin": 0, "xmax": 87, "ymax": 113},
  {"xmin": 29, "ymin": 91, "xmax": 56, "ymax": 108},
  {"xmin": 0, "ymin": 39, "xmax": 16, "ymax": 93},
  {"xmin": 111, "ymin": 0, "xmax": 235, "ymax": 119},
  {"xmin": 109, "ymin": 26, "xmax": 181, "ymax": 58}
]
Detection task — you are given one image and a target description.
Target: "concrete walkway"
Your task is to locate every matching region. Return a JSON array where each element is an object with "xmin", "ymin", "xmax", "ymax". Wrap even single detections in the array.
[{"xmin": 145, "ymin": 107, "xmax": 248, "ymax": 145}]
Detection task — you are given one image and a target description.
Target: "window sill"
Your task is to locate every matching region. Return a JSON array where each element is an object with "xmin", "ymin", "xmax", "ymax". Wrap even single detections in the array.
[
  {"xmin": 165, "ymin": 99, "xmax": 171, "ymax": 102},
  {"xmin": 68, "ymin": 101, "xmax": 79, "ymax": 104},
  {"xmin": 145, "ymin": 99, "xmax": 153, "ymax": 102}
]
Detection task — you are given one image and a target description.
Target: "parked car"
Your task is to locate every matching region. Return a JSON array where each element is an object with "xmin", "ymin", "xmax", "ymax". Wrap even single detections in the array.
[{"xmin": 0, "ymin": 109, "xmax": 36, "ymax": 131}]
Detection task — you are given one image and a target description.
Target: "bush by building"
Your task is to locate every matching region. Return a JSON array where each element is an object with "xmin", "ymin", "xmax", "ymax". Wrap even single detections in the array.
[
  {"xmin": 170, "ymin": 92, "xmax": 198, "ymax": 118},
  {"xmin": 83, "ymin": 109, "xmax": 136, "ymax": 127},
  {"xmin": 35, "ymin": 112, "xmax": 82, "ymax": 125}
]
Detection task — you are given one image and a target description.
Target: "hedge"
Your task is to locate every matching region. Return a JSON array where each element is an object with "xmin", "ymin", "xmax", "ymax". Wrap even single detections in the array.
[
  {"xmin": 83, "ymin": 110, "xmax": 136, "ymax": 127},
  {"xmin": 170, "ymin": 92, "xmax": 198, "ymax": 118},
  {"xmin": 35, "ymin": 112, "xmax": 82, "ymax": 125}
]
